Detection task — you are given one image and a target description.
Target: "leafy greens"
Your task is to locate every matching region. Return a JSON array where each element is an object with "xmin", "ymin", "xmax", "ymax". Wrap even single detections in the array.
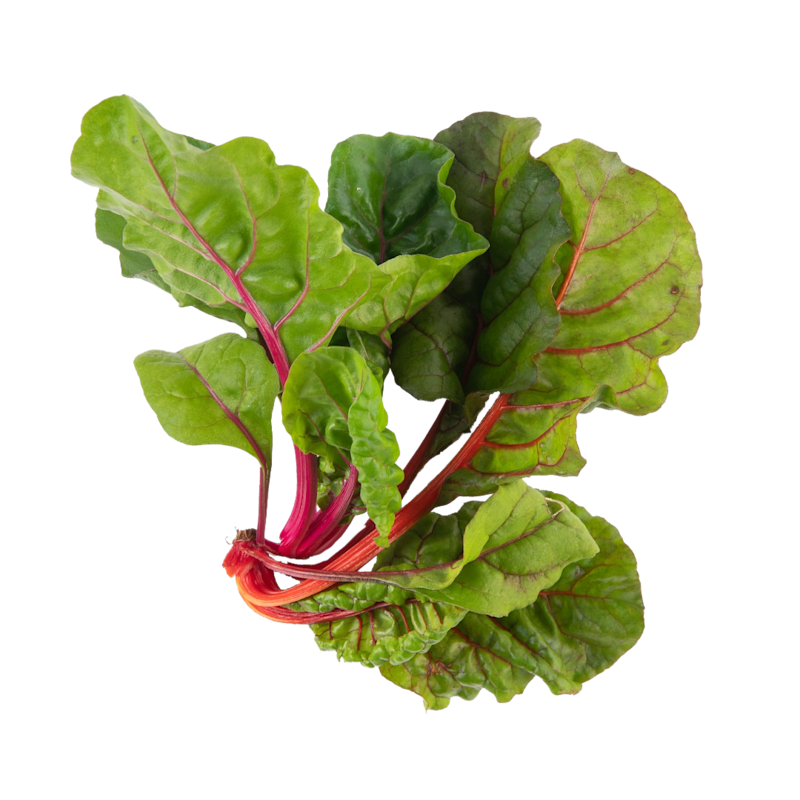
[{"xmin": 72, "ymin": 99, "xmax": 701, "ymax": 709}]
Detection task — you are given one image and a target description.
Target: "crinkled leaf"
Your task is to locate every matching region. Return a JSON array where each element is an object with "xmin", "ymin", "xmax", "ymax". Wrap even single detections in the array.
[
  {"xmin": 325, "ymin": 133, "xmax": 487, "ymax": 343},
  {"xmin": 292, "ymin": 582, "xmax": 466, "ymax": 668},
  {"xmin": 379, "ymin": 628, "xmax": 535, "ymax": 710},
  {"xmin": 391, "ymin": 154, "xmax": 568, "ymax": 409},
  {"xmin": 436, "ymin": 112, "xmax": 542, "ymax": 240},
  {"xmin": 292, "ymin": 579, "xmax": 408, "ymax": 614},
  {"xmin": 378, "ymin": 481, "xmax": 598, "ymax": 616},
  {"xmin": 133, "ymin": 333, "xmax": 279, "ymax": 471},
  {"xmin": 313, "ymin": 602, "xmax": 467, "ymax": 668},
  {"xmin": 72, "ymin": 95, "xmax": 376, "ymax": 365},
  {"xmin": 494, "ymin": 491, "xmax": 645, "ymax": 692},
  {"xmin": 282, "ymin": 347, "xmax": 402, "ymax": 540}
]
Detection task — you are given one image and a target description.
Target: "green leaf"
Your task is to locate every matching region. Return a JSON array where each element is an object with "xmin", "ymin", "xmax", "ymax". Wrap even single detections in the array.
[
  {"xmin": 282, "ymin": 347, "xmax": 403, "ymax": 540},
  {"xmin": 379, "ymin": 628, "xmax": 535, "ymax": 710},
  {"xmin": 439, "ymin": 139, "xmax": 702, "ymax": 502},
  {"xmin": 390, "ymin": 112, "xmax": 565, "ymax": 467},
  {"xmin": 72, "ymin": 95, "xmax": 376, "ymax": 365},
  {"xmin": 95, "ymin": 128, "xmax": 216, "ymax": 294},
  {"xmin": 372, "ymin": 503, "xmax": 482, "ymax": 590},
  {"xmin": 325, "ymin": 133, "xmax": 487, "ymax": 342},
  {"xmin": 494, "ymin": 490, "xmax": 645, "ymax": 692},
  {"xmin": 380, "ymin": 492, "xmax": 643, "ymax": 708},
  {"xmin": 314, "ymin": 603, "xmax": 467, "ymax": 668},
  {"xmin": 378, "ymin": 481, "xmax": 598, "ymax": 616},
  {"xmin": 292, "ymin": 579, "xmax": 410, "ymax": 614},
  {"xmin": 532, "ymin": 138, "xmax": 702, "ymax": 411},
  {"xmin": 133, "ymin": 333, "xmax": 279, "ymax": 471},
  {"xmin": 437, "ymin": 395, "xmax": 588, "ymax": 505},
  {"xmin": 292, "ymin": 582, "xmax": 466, "ymax": 668}
]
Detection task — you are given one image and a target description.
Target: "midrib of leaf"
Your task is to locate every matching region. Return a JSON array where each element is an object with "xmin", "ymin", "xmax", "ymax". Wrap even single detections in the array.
[
  {"xmin": 180, "ymin": 355, "xmax": 268, "ymax": 471},
  {"xmin": 554, "ymin": 171, "xmax": 609, "ymax": 307},
  {"xmin": 135, "ymin": 121, "xmax": 291, "ymax": 383},
  {"xmin": 274, "ymin": 212, "xmax": 311, "ymax": 332}
]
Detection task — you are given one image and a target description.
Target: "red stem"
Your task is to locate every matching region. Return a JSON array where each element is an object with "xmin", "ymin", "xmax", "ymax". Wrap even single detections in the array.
[{"xmin": 233, "ymin": 395, "xmax": 509, "ymax": 608}]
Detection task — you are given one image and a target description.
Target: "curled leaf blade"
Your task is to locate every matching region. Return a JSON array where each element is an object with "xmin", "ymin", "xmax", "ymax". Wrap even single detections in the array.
[{"xmin": 282, "ymin": 348, "xmax": 403, "ymax": 540}]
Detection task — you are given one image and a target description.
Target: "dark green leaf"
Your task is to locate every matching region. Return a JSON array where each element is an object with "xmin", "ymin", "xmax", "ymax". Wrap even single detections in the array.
[
  {"xmin": 325, "ymin": 133, "xmax": 487, "ymax": 342},
  {"xmin": 345, "ymin": 328, "xmax": 390, "ymax": 386}
]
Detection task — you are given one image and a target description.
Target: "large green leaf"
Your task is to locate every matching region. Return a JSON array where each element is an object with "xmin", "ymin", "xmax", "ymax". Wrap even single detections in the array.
[
  {"xmin": 281, "ymin": 347, "xmax": 403, "ymax": 540},
  {"xmin": 439, "ymin": 139, "xmax": 702, "ymax": 502},
  {"xmin": 377, "ymin": 481, "xmax": 598, "ymax": 616},
  {"xmin": 380, "ymin": 492, "xmax": 643, "ymax": 708},
  {"xmin": 379, "ymin": 628, "xmax": 535, "ymax": 710},
  {"xmin": 91, "ymin": 132, "xmax": 251, "ymax": 330},
  {"xmin": 133, "ymin": 333, "xmax": 279, "ymax": 471},
  {"xmin": 72, "ymin": 95, "xmax": 376, "ymax": 367},
  {"xmin": 95, "ymin": 207, "xmax": 251, "ymax": 330},
  {"xmin": 498, "ymin": 491, "xmax": 644, "ymax": 692},
  {"xmin": 528, "ymin": 138, "xmax": 702, "ymax": 418},
  {"xmin": 325, "ymin": 133, "xmax": 487, "ymax": 343}
]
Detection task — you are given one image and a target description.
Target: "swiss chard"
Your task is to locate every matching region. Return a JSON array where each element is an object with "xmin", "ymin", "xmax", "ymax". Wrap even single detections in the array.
[{"xmin": 72, "ymin": 97, "xmax": 701, "ymax": 708}]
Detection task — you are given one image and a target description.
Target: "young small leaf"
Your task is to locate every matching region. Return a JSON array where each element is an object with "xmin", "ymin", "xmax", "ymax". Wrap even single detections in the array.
[
  {"xmin": 134, "ymin": 333, "xmax": 279, "ymax": 471},
  {"xmin": 282, "ymin": 348, "xmax": 403, "ymax": 541}
]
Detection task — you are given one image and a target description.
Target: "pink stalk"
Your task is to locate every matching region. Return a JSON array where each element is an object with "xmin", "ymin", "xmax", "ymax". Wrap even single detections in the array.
[
  {"xmin": 292, "ymin": 466, "xmax": 359, "ymax": 559},
  {"xmin": 276, "ymin": 450, "xmax": 319, "ymax": 557}
]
